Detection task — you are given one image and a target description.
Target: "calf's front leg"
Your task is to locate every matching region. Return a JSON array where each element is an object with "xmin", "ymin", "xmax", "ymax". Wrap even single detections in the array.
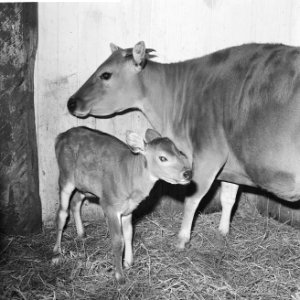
[{"xmin": 106, "ymin": 208, "xmax": 125, "ymax": 284}]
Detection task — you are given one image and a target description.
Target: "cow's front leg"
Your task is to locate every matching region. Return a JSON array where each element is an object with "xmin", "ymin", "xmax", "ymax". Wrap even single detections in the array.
[
  {"xmin": 218, "ymin": 182, "xmax": 239, "ymax": 235},
  {"xmin": 176, "ymin": 157, "xmax": 223, "ymax": 249},
  {"xmin": 122, "ymin": 214, "xmax": 133, "ymax": 268}
]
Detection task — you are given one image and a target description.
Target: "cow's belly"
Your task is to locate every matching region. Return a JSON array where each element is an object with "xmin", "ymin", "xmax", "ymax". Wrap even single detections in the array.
[
  {"xmin": 245, "ymin": 147, "xmax": 300, "ymax": 201},
  {"xmin": 232, "ymin": 101, "xmax": 300, "ymax": 201},
  {"xmin": 218, "ymin": 153, "xmax": 256, "ymax": 187}
]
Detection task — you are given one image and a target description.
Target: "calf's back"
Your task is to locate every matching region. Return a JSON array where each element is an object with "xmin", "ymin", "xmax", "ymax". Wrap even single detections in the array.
[{"xmin": 55, "ymin": 127, "xmax": 146, "ymax": 203}]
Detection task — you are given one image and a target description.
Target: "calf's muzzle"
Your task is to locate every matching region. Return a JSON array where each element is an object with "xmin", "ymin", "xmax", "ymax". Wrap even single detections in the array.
[{"xmin": 183, "ymin": 169, "xmax": 193, "ymax": 181}]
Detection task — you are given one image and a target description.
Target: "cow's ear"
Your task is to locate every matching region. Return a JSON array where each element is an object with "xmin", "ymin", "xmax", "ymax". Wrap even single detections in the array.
[
  {"xmin": 133, "ymin": 41, "xmax": 146, "ymax": 69},
  {"xmin": 110, "ymin": 43, "xmax": 119, "ymax": 53},
  {"xmin": 126, "ymin": 131, "xmax": 145, "ymax": 153},
  {"xmin": 145, "ymin": 128, "xmax": 162, "ymax": 143}
]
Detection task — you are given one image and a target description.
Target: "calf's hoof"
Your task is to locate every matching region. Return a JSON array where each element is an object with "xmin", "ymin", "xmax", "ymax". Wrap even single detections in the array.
[
  {"xmin": 51, "ymin": 253, "xmax": 62, "ymax": 265},
  {"xmin": 76, "ymin": 232, "xmax": 87, "ymax": 240},
  {"xmin": 115, "ymin": 272, "xmax": 126, "ymax": 285},
  {"xmin": 123, "ymin": 260, "xmax": 133, "ymax": 269}
]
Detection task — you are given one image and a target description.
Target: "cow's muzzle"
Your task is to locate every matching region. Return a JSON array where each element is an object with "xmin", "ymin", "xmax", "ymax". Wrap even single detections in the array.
[
  {"xmin": 67, "ymin": 97, "xmax": 90, "ymax": 117},
  {"xmin": 67, "ymin": 97, "xmax": 78, "ymax": 114}
]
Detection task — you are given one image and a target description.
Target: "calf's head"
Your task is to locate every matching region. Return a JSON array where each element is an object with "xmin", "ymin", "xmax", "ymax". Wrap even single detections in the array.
[
  {"xmin": 126, "ymin": 129, "xmax": 193, "ymax": 185},
  {"xmin": 68, "ymin": 41, "xmax": 154, "ymax": 118}
]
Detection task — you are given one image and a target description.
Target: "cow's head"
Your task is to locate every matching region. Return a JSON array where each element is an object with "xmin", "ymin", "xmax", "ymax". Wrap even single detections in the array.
[{"xmin": 67, "ymin": 41, "xmax": 155, "ymax": 117}]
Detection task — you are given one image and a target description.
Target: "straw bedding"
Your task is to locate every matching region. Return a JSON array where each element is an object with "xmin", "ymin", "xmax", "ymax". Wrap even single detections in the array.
[{"xmin": 1, "ymin": 195, "xmax": 300, "ymax": 300}]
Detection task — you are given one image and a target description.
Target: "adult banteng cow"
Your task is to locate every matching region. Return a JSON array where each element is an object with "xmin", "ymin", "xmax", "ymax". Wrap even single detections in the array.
[{"xmin": 67, "ymin": 41, "xmax": 300, "ymax": 249}]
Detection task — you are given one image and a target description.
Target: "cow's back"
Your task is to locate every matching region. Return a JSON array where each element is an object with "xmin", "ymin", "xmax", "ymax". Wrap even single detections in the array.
[
  {"xmin": 176, "ymin": 44, "xmax": 300, "ymax": 140},
  {"xmin": 213, "ymin": 44, "xmax": 300, "ymax": 133}
]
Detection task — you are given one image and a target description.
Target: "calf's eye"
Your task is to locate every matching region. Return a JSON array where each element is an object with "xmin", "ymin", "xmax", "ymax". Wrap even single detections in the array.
[
  {"xmin": 159, "ymin": 156, "xmax": 168, "ymax": 162},
  {"xmin": 179, "ymin": 150, "xmax": 187, "ymax": 158},
  {"xmin": 100, "ymin": 72, "xmax": 112, "ymax": 80}
]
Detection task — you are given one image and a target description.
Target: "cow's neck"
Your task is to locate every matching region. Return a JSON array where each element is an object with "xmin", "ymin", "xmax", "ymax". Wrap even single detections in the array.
[
  {"xmin": 138, "ymin": 62, "xmax": 168, "ymax": 131},
  {"xmin": 139, "ymin": 61, "xmax": 195, "ymax": 162}
]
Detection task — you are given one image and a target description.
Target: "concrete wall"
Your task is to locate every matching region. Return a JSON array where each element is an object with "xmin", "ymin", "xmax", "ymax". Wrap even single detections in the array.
[{"xmin": 35, "ymin": 0, "xmax": 300, "ymax": 223}]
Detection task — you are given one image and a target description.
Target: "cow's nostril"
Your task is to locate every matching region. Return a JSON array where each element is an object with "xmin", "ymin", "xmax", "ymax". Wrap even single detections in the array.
[
  {"xmin": 67, "ymin": 97, "xmax": 77, "ymax": 113},
  {"xmin": 183, "ymin": 170, "xmax": 193, "ymax": 180}
]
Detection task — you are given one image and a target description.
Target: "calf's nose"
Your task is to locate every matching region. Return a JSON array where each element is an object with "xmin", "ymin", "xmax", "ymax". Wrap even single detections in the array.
[
  {"xmin": 67, "ymin": 97, "xmax": 78, "ymax": 113},
  {"xmin": 183, "ymin": 169, "xmax": 193, "ymax": 181}
]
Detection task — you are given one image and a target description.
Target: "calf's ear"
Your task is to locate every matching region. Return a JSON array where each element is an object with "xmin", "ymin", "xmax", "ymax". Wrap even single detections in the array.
[
  {"xmin": 145, "ymin": 128, "xmax": 161, "ymax": 143},
  {"xmin": 126, "ymin": 131, "xmax": 145, "ymax": 153}
]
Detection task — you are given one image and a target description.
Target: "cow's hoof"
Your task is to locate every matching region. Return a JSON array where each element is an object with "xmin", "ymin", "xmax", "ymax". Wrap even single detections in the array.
[
  {"xmin": 175, "ymin": 231, "xmax": 191, "ymax": 250},
  {"xmin": 218, "ymin": 225, "xmax": 229, "ymax": 236},
  {"xmin": 175, "ymin": 238, "xmax": 189, "ymax": 250}
]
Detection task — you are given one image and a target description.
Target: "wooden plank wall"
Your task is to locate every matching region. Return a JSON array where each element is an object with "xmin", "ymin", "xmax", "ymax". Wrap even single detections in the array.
[{"xmin": 35, "ymin": 0, "xmax": 300, "ymax": 223}]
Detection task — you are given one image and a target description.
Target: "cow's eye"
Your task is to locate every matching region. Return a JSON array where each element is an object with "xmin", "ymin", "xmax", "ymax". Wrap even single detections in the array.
[
  {"xmin": 159, "ymin": 156, "xmax": 168, "ymax": 162},
  {"xmin": 100, "ymin": 72, "xmax": 112, "ymax": 80}
]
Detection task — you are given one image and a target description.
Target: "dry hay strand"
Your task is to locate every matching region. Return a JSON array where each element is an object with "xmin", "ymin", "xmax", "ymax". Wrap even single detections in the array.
[{"xmin": 1, "ymin": 196, "xmax": 300, "ymax": 300}]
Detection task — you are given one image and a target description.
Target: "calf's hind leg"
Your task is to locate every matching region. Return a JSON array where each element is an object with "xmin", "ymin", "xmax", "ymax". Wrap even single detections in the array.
[
  {"xmin": 70, "ymin": 192, "xmax": 85, "ymax": 238},
  {"xmin": 53, "ymin": 182, "xmax": 75, "ymax": 256}
]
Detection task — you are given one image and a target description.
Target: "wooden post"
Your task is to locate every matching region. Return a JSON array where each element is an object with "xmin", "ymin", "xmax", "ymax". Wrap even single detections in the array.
[{"xmin": 0, "ymin": 3, "xmax": 42, "ymax": 234}]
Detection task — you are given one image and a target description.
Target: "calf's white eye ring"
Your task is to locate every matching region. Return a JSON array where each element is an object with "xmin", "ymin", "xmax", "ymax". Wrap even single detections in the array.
[{"xmin": 159, "ymin": 156, "xmax": 167, "ymax": 162}]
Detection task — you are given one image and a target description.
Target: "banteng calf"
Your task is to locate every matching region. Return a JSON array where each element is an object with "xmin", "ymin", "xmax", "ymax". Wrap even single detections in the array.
[{"xmin": 53, "ymin": 126, "xmax": 192, "ymax": 283}]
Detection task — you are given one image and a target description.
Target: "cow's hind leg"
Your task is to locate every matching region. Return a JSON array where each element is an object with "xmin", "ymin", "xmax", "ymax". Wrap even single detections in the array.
[
  {"xmin": 122, "ymin": 214, "xmax": 133, "ymax": 268},
  {"xmin": 53, "ymin": 182, "xmax": 75, "ymax": 260},
  {"xmin": 106, "ymin": 208, "xmax": 125, "ymax": 284},
  {"xmin": 176, "ymin": 158, "xmax": 222, "ymax": 249},
  {"xmin": 71, "ymin": 192, "xmax": 85, "ymax": 238},
  {"xmin": 218, "ymin": 182, "xmax": 239, "ymax": 235}
]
